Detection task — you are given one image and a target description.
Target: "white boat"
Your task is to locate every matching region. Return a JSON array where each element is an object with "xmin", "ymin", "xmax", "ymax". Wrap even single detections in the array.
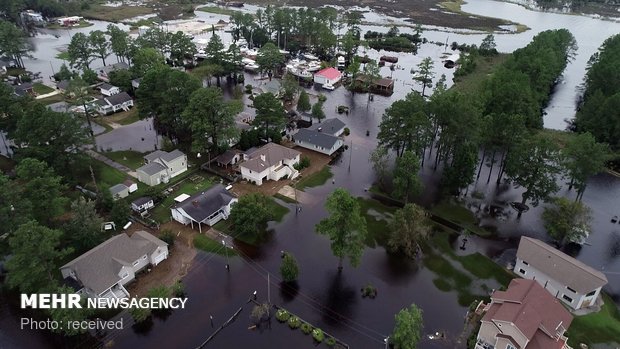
[
  {"xmin": 287, "ymin": 66, "xmax": 312, "ymax": 79},
  {"xmin": 244, "ymin": 63, "xmax": 259, "ymax": 72},
  {"xmin": 242, "ymin": 57, "xmax": 256, "ymax": 65},
  {"xmin": 306, "ymin": 62, "xmax": 321, "ymax": 72},
  {"xmin": 322, "ymin": 83, "xmax": 335, "ymax": 91},
  {"xmin": 337, "ymin": 56, "xmax": 345, "ymax": 69},
  {"xmin": 303, "ymin": 53, "xmax": 319, "ymax": 61}
]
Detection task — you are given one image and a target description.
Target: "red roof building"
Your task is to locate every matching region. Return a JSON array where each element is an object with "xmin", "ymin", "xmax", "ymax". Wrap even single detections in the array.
[{"xmin": 313, "ymin": 67, "xmax": 342, "ymax": 85}]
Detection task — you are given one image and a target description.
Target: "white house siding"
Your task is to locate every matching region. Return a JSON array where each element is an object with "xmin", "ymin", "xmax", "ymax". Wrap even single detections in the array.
[
  {"xmin": 171, "ymin": 208, "xmax": 191, "ymax": 225},
  {"xmin": 132, "ymin": 200, "xmax": 154, "ymax": 212},
  {"xmin": 241, "ymin": 166, "xmax": 270, "ymax": 185},
  {"xmin": 295, "ymin": 139, "xmax": 344, "ymax": 156},
  {"xmin": 514, "ymin": 258, "xmax": 599, "ymax": 310},
  {"xmin": 111, "ymin": 99, "xmax": 134, "ymax": 113},
  {"xmin": 150, "ymin": 246, "xmax": 169, "ymax": 266},
  {"xmin": 137, "ymin": 170, "xmax": 162, "ymax": 186},
  {"xmin": 313, "ymin": 74, "xmax": 341, "ymax": 85},
  {"xmin": 164, "ymin": 156, "xmax": 187, "ymax": 178}
]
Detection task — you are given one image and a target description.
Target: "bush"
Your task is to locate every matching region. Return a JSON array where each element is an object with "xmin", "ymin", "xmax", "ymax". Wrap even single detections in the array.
[
  {"xmin": 172, "ymin": 281, "xmax": 185, "ymax": 297},
  {"xmin": 232, "ymin": 85, "xmax": 243, "ymax": 99},
  {"xmin": 245, "ymin": 84, "xmax": 253, "ymax": 94},
  {"xmin": 288, "ymin": 315, "xmax": 301, "ymax": 329},
  {"xmin": 318, "ymin": 94, "xmax": 327, "ymax": 102},
  {"xmin": 301, "ymin": 322, "xmax": 312, "ymax": 334},
  {"xmin": 361, "ymin": 284, "xmax": 378, "ymax": 298},
  {"xmin": 276, "ymin": 309, "xmax": 290, "ymax": 322},
  {"xmin": 312, "ymin": 328, "xmax": 324, "ymax": 342},
  {"xmin": 294, "ymin": 156, "xmax": 311, "ymax": 171},
  {"xmin": 343, "ymin": 127, "xmax": 350, "ymax": 136},
  {"xmin": 325, "ymin": 337, "xmax": 337, "ymax": 347},
  {"xmin": 160, "ymin": 229, "xmax": 175, "ymax": 247}
]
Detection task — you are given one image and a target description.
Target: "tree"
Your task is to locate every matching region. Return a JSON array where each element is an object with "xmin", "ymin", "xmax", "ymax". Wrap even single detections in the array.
[
  {"xmin": 229, "ymin": 193, "xmax": 274, "ymax": 240},
  {"xmin": 340, "ymin": 29, "xmax": 358, "ymax": 62},
  {"xmin": 66, "ymin": 77, "xmax": 95, "ymax": 138},
  {"xmin": 562, "ymin": 132, "xmax": 609, "ymax": 200},
  {"xmin": 110, "ymin": 199, "xmax": 130, "ymax": 227},
  {"xmin": 281, "ymin": 73, "xmax": 299, "ymax": 101},
  {"xmin": 369, "ymin": 145, "xmax": 392, "ymax": 190},
  {"xmin": 315, "ymin": 188, "xmax": 367, "ymax": 270},
  {"xmin": 169, "ymin": 31, "xmax": 196, "ymax": 66},
  {"xmin": 311, "ymin": 101, "xmax": 325, "ymax": 120},
  {"xmin": 441, "ymin": 142, "xmax": 478, "ymax": 195},
  {"xmin": 543, "ymin": 197, "xmax": 592, "ymax": 246},
  {"xmin": 362, "ymin": 60, "xmax": 380, "ymax": 103},
  {"xmin": 181, "ymin": 87, "xmax": 240, "ymax": 152},
  {"xmin": 412, "ymin": 57, "xmax": 434, "ymax": 97},
  {"xmin": 67, "ymin": 32, "xmax": 93, "ymax": 70},
  {"xmin": 280, "ymin": 252, "xmax": 299, "ymax": 283},
  {"xmin": 64, "ymin": 197, "xmax": 104, "ymax": 253},
  {"xmin": 0, "ymin": 20, "xmax": 32, "ymax": 68},
  {"xmin": 252, "ymin": 92, "xmax": 286, "ymax": 138},
  {"xmin": 480, "ymin": 34, "xmax": 497, "ymax": 56},
  {"xmin": 392, "ymin": 151, "xmax": 422, "ymax": 203},
  {"xmin": 5, "ymin": 221, "xmax": 72, "ymax": 293},
  {"xmin": 47, "ymin": 286, "xmax": 93, "ymax": 336},
  {"xmin": 109, "ymin": 69, "xmax": 133, "ymax": 93},
  {"xmin": 297, "ymin": 90, "xmax": 311, "ymax": 112},
  {"xmin": 107, "ymin": 24, "xmax": 131, "ymax": 63},
  {"xmin": 0, "ymin": 174, "xmax": 32, "ymax": 234},
  {"xmin": 81, "ymin": 68, "xmax": 98, "ymax": 85},
  {"xmin": 89, "ymin": 30, "xmax": 110, "ymax": 66},
  {"xmin": 15, "ymin": 158, "xmax": 68, "ymax": 224},
  {"xmin": 256, "ymin": 42, "xmax": 284, "ymax": 80},
  {"xmin": 387, "ymin": 204, "xmax": 431, "ymax": 258},
  {"xmin": 391, "ymin": 303, "xmax": 423, "ymax": 349},
  {"xmin": 54, "ymin": 63, "xmax": 76, "ymax": 81},
  {"xmin": 250, "ymin": 303, "xmax": 270, "ymax": 325},
  {"xmin": 130, "ymin": 47, "xmax": 165, "ymax": 78},
  {"xmin": 136, "ymin": 27, "xmax": 169, "ymax": 55}
]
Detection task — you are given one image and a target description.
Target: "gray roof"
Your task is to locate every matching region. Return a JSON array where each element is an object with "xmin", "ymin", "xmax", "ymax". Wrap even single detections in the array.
[
  {"xmin": 100, "ymin": 83, "xmax": 116, "ymax": 91},
  {"xmin": 137, "ymin": 162, "xmax": 166, "ymax": 176},
  {"xmin": 173, "ymin": 184, "xmax": 236, "ymax": 223},
  {"xmin": 144, "ymin": 149, "xmax": 186, "ymax": 163},
  {"xmin": 241, "ymin": 142, "xmax": 300, "ymax": 173},
  {"xmin": 109, "ymin": 183, "xmax": 128, "ymax": 195},
  {"xmin": 517, "ymin": 237, "xmax": 608, "ymax": 294},
  {"xmin": 61, "ymin": 231, "xmax": 167, "ymax": 295},
  {"xmin": 216, "ymin": 149, "xmax": 239, "ymax": 165},
  {"xmin": 99, "ymin": 62, "xmax": 129, "ymax": 75},
  {"xmin": 46, "ymin": 101, "xmax": 70, "ymax": 113},
  {"xmin": 308, "ymin": 118, "xmax": 346, "ymax": 136},
  {"xmin": 294, "ymin": 128, "xmax": 341, "ymax": 150},
  {"xmin": 56, "ymin": 80, "xmax": 70, "ymax": 90},
  {"xmin": 104, "ymin": 91, "xmax": 132, "ymax": 106},
  {"xmin": 132, "ymin": 196, "xmax": 153, "ymax": 207}
]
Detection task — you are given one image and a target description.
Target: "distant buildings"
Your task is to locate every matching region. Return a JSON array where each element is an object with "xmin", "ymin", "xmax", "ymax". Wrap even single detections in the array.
[
  {"xmin": 137, "ymin": 150, "xmax": 188, "ymax": 186},
  {"xmin": 95, "ymin": 62, "xmax": 130, "ymax": 82}
]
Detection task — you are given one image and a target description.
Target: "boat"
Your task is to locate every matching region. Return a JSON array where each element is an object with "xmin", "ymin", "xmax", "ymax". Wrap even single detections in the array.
[
  {"xmin": 302, "ymin": 53, "xmax": 319, "ymax": 61},
  {"xmin": 242, "ymin": 57, "xmax": 255, "ymax": 65},
  {"xmin": 244, "ymin": 63, "xmax": 259, "ymax": 72},
  {"xmin": 337, "ymin": 56, "xmax": 345, "ymax": 69},
  {"xmin": 287, "ymin": 66, "xmax": 312, "ymax": 79},
  {"xmin": 322, "ymin": 83, "xmax": 335, "ymax": 91},
  {"xmin": 306, "ymin": 61, "xmax": 321, "ymax": 72}
]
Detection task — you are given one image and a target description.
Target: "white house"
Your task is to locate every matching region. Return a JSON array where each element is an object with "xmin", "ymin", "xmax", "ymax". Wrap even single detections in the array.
[
  {"xmin": 136, "ymin": 149, "xmax": 188, "ymax": 186},
  {"xmin": 96, "ymin": 92, "xmax": 134, "ymax": 115},
  {"xmin": 99, "ymin": 83, "xmax": 120, "ymax": 96},
  {"xmin": 123, "ymin": 179, "xmax": 138, "ymax": 193},
  {"xmin": 60, "ymin": 231, "xmax": 168, "ymax": 299},
  {"xmin": 131, "ymin": 78, "xmax": 141, "ymax": 89},
  {"xmin": 514, "ymin": 236, "xmax": 608, "ymax": 310},
  {"xmin": 131, "ymin": 196, "xmax": 154, "ymax": 213},
  {"xmin": 308, "ymin": 118, "xmax": 346, "ymax": 137},
  {"xmin": 293, "ymin": 128, "xmax": 344, "ymax": 156},
  {"xmin": 240, "ymin": 143, "xmax": 300, "ymax": 186},
  {"xmin": 109, "ymin": 183, "xmax": 129, "ymax": 200},
  {"xmin": 171, "ymin": 184, "xmax": 237, "ymax": 233},
  {"xmin": 313, "ymin": 67, "xmax": 342, "ymax": 86}
]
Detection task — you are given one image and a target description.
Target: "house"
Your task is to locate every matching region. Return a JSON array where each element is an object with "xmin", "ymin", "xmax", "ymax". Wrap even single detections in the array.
[
  {"xmin": 240, "ymin": 142, "xmax": 300, "ymax": 185},
  {"xmin": 293, "ymin": 128, "xmax": 344, "ymax": 156},
  {"xmin": 215, "ymin": 149, "xmax": 241, "ymax": 168},
  {"xmin": 123, "ymin": 179, "xmax": 138, "ymax": 193},
  {"xmin": 514, "ymin": 236, "xmax": 608, "ymax": 310},
  {"xmin": 131, "ymin": 78, "xmax": 141, "ymax": 89},
  {"xmin": 99, "ymin": 83, "xmax": 120, "ymax": 96},
  {"xmin": 308, "ymin": 118, "xmax": 346, "ymax": 136},
  {"xmin": 95, "ymin": 62, "xmax": 130, "ymax": 82},
  {"xmin": 475, "ymin": 279, "xmax": 573, "ymax": 349},
  {"xmin": 12, "ymin": 82, "xmax": 34, "ymax": 97},
  {"xmin": 96, "ymin": 92, "xmax": 134, "ymax": 115},
  {"xmin": 355, "ymin": 76, "xmax": 395, "ymax": 95},
  {"xmin": 131, "ymin": 197, "xmax": 154, "ymax": 213},
  {"xmin": 109, "ymin": 183, "xmax": 129, "ymax": 200},
  {"xmin": 171, "ymin": 184, "xmax": 237, "ymax": 232},
  {"xmin": 60, "ymin": 231, "xmax": 168, "ymax": 299},
  {"xmin": 313, "ymin": 67, "xmax": 342, "ymax": 86},
  {"xmin": 56, "ymin": 80, "xmax": 70, "ymax": 92},
  {"xmin": 136, "ymin": 149, "xmax": 188, "ymax": 186}
]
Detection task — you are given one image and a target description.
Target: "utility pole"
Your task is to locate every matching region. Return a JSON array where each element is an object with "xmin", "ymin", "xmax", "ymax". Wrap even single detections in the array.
[
  {"xmin": 222, "ymin": 240, "xmax": 230, "ymax": 271},
  {"xmin": 348, "ymin": 139, "xmax": 353, "ymax": 172},
  {"xmin": 267, "ymin": 273, "xmax": 271, "ymax": 318}
]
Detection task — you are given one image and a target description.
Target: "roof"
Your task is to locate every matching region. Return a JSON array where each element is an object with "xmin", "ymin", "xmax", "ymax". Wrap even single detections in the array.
[
  {"xmin": 484, "ymin": 279, "xmax": 573, "ymax": 348},
  {"xmin": 56, "ymin": 80, "xmax": 70, "ymax": 90},
  {"xmin": 172, "ymin": 184, "xmax": 236, "ymax": 223},
  {"xmin": 144, "ymin": 149, "xmax": 186, "ymax": 163},
  {"xmin": 241, "ymin": 142, "xmax": 300, "ymax": 173},
  {"xmin": 99, "ymin": 83, "xmax": 116, "ymax": 90},
  {"xmin": 517, "ymin": 237, "xmax": 608, "ymax": 293},
  {"xmin": 109, "ymin": 183, "xmax": 128, "ymax": 195},
  {"xmin": 61, "ymin": 231, "xmax": 167, "ymax": 295},
  {"xmin": 123, "ymin": 179, "xmax": 136, "ymax": 187},
  {"xmin": 137, "ymin": 162, "xmax": 167, "ymax": 176},
  {"xmin": 308, "ymin": 118, "xmax": 345, "ymax": 136},
  {"xmin": 216, "ymin": 149, "xmax": 240, "ymax": 165},
  {"xmin": 99, "ymin": 62, "xmax": 129, "ymax": 74},
  {"xmin": 294, "ymin": 128, "xmax": 341, "ymax": 150},
  {"xmin": 131, "ymin": 196, "xmax": 153, "ymax": 207},
  {"xmin": 315, "ymin": 67, "xmax": 341, "ymax": 80},
  {"xmin": 375, "ymin": 78, "xmax": 394, "ymax": 88},
  {"xmin": 104, "ymin": 92, "xmax": 132, "ymax": 106}
]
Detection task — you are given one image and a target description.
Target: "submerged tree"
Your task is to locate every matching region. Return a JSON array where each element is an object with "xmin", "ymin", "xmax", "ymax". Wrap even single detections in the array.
[
  {"xmin": 280, "ymin": 252, "xmax": 299, "ymax": 283},
  {"xmin": 392, "ymin": 151, "xmax": 422, "ymax": 203},
  {"xmin": 252, "ymin": 92, "xmax": 286, "ymax": 138},
  {"xmin": 561, "ymin": 132, "xmax": 609, "ymax": 201},
  {"xmin": 297, "ymin": 90, "xmax": 311, "ymax": 112},
  {"xmin": 89, "ymin": 30, "xmax": 110, "ymax": 66},
  {"xmin": 387, "ymin": 204, "xmax": 431, "ymax": 259},
  {"xmin": 229, "ymin": 193, "xmax": 274, "ymax": 240},
  {"xmin": 543, "ymin": 197, "xmax": 592, "ymax": 246},
  {"xmin": 369, "ymin": 145, "xmax": 392, "ymax": 190},
  {"xmin": 391, "ymin": 303, "xmax": 423, "ymax": 349},
  {"xmin": 412, "ymin": 57, "xmax": 434, "ymax": 97}
]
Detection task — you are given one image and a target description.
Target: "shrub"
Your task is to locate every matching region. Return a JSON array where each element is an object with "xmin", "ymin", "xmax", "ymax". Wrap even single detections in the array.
[
  {"xmin": 160, "ymin": 229, "xmax": 175, "ymax": 247},
  {"xmin": 301, "ymin": 322, "xmax": 312, "ymax": 334},
  {"xmin": 172, "ymin": 281, "xmax": 185, "ymax": 297},
  {"xmin": 312, "ymin": 328, "xmax": 324, "ymax": 342},
  {"xmin": 326, "ymin": 337, "xmax": 337, "ymax": 347},
  {"xmin": 276, "ymin": 309, "xmax": 290, "ymax": 322},
  {"xmin": 245, "ymin": 84, "xmax": 253, "ymax": 94},
  {"xmin": 318, "ymin": 94, "xmax": 327, "ymax": 102},
  {"xmin": 288, "ymin": 315, "xmax": 301, "ymax": 329},
  {"xmin": 294, "ymin": 156, "xmax": 311, "ymax": 171},
  {"xmin": 343, "ymin": 127, "xmax": 350, "ymax": 136},
  {"xmin": 361, "ymin": 284, "xmax": 378, "ymax": 298}
]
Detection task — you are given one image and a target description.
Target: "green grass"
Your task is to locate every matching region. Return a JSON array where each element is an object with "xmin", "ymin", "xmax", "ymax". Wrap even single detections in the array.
[
  {"xmin": 103, "ymin": 150, "xmax": 145, "ymax": 170},
  {"xmin": 196, "ymin": 6, "xmax": 243, "ymax": 16},
  {"xmin": 38, "ymin": 93, "xmax": 66, "ymax": 105},
  {"xmin": 32, "ymin": 83, "xmax": 55, "ymax": 95},
  {"xmin": 116, "ymin": 109, "xmax": 140, "ymax": 125},
  {"xmin": 296, "ymin": 166, "xmax": 333, "ymax": 191},
  {"xmin": 451, "ymin": 54, "xmax": 509, "ymax": 94},
  {"xmin": 87, "ymin": 159, "xmax": 129, "ymax": 190},
  {"xmin": 150, "ymin": 175, "xmax": 215, "ymax": 223},
  {"xmin": 356, "ymin": 197, "xmax": 396, "ymax": 248},
  {"xmin": 81, "ymin": 5, "xmax": 154, "ymax": 22},
  {"xmin": 194, "ymin": 234, "xmax": 237, "ymax": 256},
  {"xmin": 431, "ymin": 200, "xmax": 493, "ymax": 237},
  {"xmin": 274, "ymin": 193, "xmax": 297, "ymax": 204},
  {"xmin": 568, "ymin": 294, "xmax": 620, "ymax": 347}
]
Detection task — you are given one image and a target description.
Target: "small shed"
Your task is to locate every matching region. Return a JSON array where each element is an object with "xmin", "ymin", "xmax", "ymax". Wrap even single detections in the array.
[
  {"xmin": 109, "ymin": 184, "xmax": 129, "ymax": 200},
  {"xmin": 123, "ymin": 179, "xmax": 138, "ymax": 193},
  {"xmin": 215, "ymin": 150, "xmax": 241, "ymax": 167}
]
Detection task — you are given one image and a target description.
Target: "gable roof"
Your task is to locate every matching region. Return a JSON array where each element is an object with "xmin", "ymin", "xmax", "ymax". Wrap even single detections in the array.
[
  {"xmin": 109, "ymin": 183, "xmax": 128, "ymax": 195},
  {"xmin": 216, "ymin": 149, "xmax": 240, "ymax": 165},
  {"xmin": 316, "ymin": 67, "xmax": 341, "ymax": 80},
  {"xmin": 308, "ymin": 118, "xmax": 345, "ymax": 136},
  {"xmin": 132, "ymin": 196, "xmax": 153, "ymax": 207},
  {"xmin": 56, "ymin": 80, "xmax": 70, "ymax": 90},
  {"xmin": 137, "ymin": 162, "xmax": 167, "ymax": 176},
  {"xmin": 241, "ymin": 142, "xmax": 300, "ymax": 173},
  {"xmin": 99, "ymin": 83, "xmax": 116, "ymax": 91},
  {"xmin": 61, "ymin": 231, "xmax": 167, "ymax": 295},
  {"xmin": 144, "ymin": 149, "xmax": 185, "ymax": 163},
  {"xmin": 104, "ymin": 92, "xmax": 132, "ymax": 106},
  {"xmin": 294, "ymin": 128, "xmax": 341, "ymax": 149},
  {"xmin": 517, "ymin": 236, "xmax": 608, "ymax": 293},
  {"xmin": 485, "ymin": 279, "xmax": 573, "ymax": 348},
  {"xmin": 172, "ymin": 184, "xmax": 236, "ymax": 223}
]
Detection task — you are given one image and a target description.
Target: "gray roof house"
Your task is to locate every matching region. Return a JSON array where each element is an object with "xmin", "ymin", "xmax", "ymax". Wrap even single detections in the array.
[
  {"xmin": 240, "ymin": 143, "xmax": 300, "ymax": 185},
  {"xmin": 131, "ymin": 78, "xmax": 141, "ymax": 89},
  {"xmin": 137, "ymin": 149, "xmax": 188, "ymax": 186},
  {"xmin": 96, "ymin": 91, "xmax": 134, "ymax": 115},
  {"xmin": 109, "ymin": 183, "xmax": 129, "ymax": 200},
  {"xmin": 293, "ymin": 128, "xmax": 344, "ymax": 156},
  {"xmin": 514, "ymin": 236, "xmax": 608, "ymax": 310},
  {"xmin": 60, "ymin": 231, "xmax": 169, "ymax": 299},
  {"xmin": 308, "ymin": 118, "xmax": 346, "ymax": 136},
  {"xmin": 99, "ymin": 83, "xmax": 120, "ymax": 96},
  {"xmin": 171, "ymin": 184, "xmax": 238, "ymax": 232}
]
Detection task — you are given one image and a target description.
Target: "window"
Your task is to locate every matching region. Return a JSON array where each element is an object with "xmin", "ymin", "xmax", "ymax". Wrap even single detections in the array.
[
  {"xmin": 507, "ymin": 344, "xmax": 516, "ymax": 349},
  {"xmin": 519, "ymin": 268, "xmax": 526, "ymax": 275},
  {"xmin": 121, "ymin": 272, "xmax": 129, "ymax": 279},
  {"xmin": 566, "ymin": 286, "xmax": 576, "ymax": 293},
  {"xmin": 562, "ymin": 294, "xmax": 573, "ymax": 303},
  {"xmin": 586, "ymin": 290, "xmax": 596, "ymax": 297},
  {"xmin": 132, "ymin": 260, "xmax": 139, "ymax": 266},
  {"xmin": 142, "ymin": 255, "xmax": 147, "ymax": 260},
  {"xmin": 522, "ymin": 260, "xmax": 529, "ymax": 266}
]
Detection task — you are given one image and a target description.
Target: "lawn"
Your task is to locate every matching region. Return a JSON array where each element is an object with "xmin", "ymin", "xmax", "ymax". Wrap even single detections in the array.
[
  {"xmin": 451, "ymin": 53, "xmax": 509, "ymax": 94},
  {"xmin": 196, "ymin": 6, "xmax": 243, "ymax": 16},
  {"xmin": 33, "ymin": 83, "xmax": 55, "ymax": 95},
  {"xmin": 107, "ymin": 108, "xmax": 141, "ymax": 126},
  {"xmin": 150, "ymin": 175, "xmax": 215, "ymax": 223},
  {"xmin": 194, "ymin": 234, "xmax": 237, "ymax": 256},
  {"xmin": 431, "ymin": 200, "xmax": 493, "ymax": 237},
  {"xmin": 296, "ymin": 166, "xmax": 333, "ymax": 191},
  {"xmin": 81, "ymin": 5, "xmax": 154, "ymax": 22},
  {"xmin": 356, "ymin": 197, "xmax": 396, "ymax": 248},
  {"xmin": 38, "ymin": 94, "xmax": 66, "ymax": 105},
  {"xmin": 104, "ymin": 150, "xmax": 145, "ymax": 170},
  {"xmin": 568, "ymin": 293, "xmax": 620, "ymax": 347},
  {"xmin": 87, "ymin": 159, "xmax": 129, "ymax": 190}
]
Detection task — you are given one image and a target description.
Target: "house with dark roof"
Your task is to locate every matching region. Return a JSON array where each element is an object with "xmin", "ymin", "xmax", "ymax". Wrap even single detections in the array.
[
  {"xmin": 136, "ymin": 149, "xmax": 187, "ymax": 186},
  {"xmin": 131, "ymin": 196, "xmax": 154, "ymax": 213},
  {"xmin": 60, "ymin": 231, "xmax": 169, "ymax": 299},
  {"xmin": 171, "ymin": 184, "xmax": 237, "ymax": 232},
  {"xmin": 514, "ymin": 236, "xmax": 608, "ymax": 310},
  {"xmin": 11, "ymin": 82, "xmax": 34, "ymax": 97},
  {"xmin": 215, "ymin": 149, "xmax": 241, "ymax": 168},
  {"xmin": 293, "ymin": 128, "xmax": 344, "ymax": 156},
  {"xmin": 308, "ymin": 118, "xmax": 346, "ymax": 136},
  {"xmin": 239, "ymin": 142, "xmax": 300, "ymax": 185},
  {"xmin": 475, "ymin": 279, "xmax": 573, "ymax": 349},
  {"xmin": 96, "ymin": 92, "xmax": 134, "ymax": 115},
  {"xmin": 99, "ymin": 83, "xmax": 120, "ymax": 96}
]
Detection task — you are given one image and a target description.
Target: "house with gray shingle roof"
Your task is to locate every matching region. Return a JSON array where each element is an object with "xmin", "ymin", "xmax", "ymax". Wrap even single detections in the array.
[
  {"xmin": 95, "ymin": 91, "xmax": 134, "ymax": 115},
  {"xmin": 239, "ymin": 142, "xmax": 300, "ymax": 186},
  {"xmin": 514, "ymin": 236, "xmax": 608, "ymax": 310},
  {"xmin": 99, "ymin": 83, "xmax": 120, "ymax": 96},
  {"xmin": 171, "ymin": 184, "xmax": 237, "ymax": 232},
  {"xmin": 293, "ymin": 128, "xmax": 344, "ymax": 156},
  {"xmin": 60, "ymin": 231, "xmax": 168, "ymax": 299},
  {"xmin": 136, "ymin": 149, "xmax": 187, "ymax": 186},
  {"xmin": 308, "ymin": 118, "xmax": 346, "ymax": 136}
]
